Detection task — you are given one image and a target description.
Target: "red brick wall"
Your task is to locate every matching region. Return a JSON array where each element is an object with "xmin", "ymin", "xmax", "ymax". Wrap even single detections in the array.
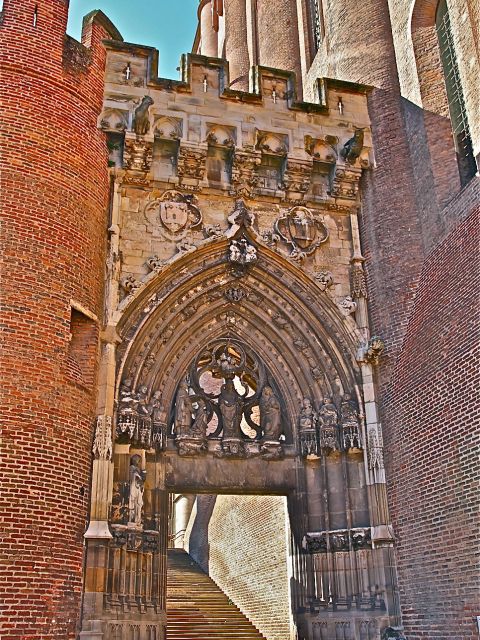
[
  {"xmin": 0, "ymin": 3, "xmax": 116, "ymax": 637},
  {"xmin": 305, "ymin": 0, "xmax": 428, "ymax": 384},
  {"xmin": 385, "ymin": 199, "xmax": 480, "ymax": 639}
]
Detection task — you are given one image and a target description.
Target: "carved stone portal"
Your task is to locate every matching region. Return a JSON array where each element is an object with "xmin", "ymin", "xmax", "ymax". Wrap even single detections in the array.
[{"xmin": 172, "ymin": 340, "xmax": 284, "ymax": 459}]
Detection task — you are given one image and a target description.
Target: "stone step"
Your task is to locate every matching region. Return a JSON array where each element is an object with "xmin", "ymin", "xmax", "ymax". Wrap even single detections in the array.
[{"xmin": 167, "ymin": 549, "xmax": 267, "ymax": 640}]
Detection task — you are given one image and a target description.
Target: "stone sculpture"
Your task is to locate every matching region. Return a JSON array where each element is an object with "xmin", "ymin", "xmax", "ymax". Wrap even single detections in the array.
[
  {"xmin": 128, "ymin": 455, "xmax": 147, "ymax": 527},
  {"xmin": 219, "ymin": 380, "xmax": 243, "ymax": 440},
  {"xmin": 298, "ymin": 397, "xmax": 319, "ymax": 458},
  {"xmin": 260, "ymin": 386, "xmax": 282, "ymax": 440},
  {"xmin": 365, "ymin": 336, "xmax": 385, "ymax": 365},
  {"xmin": 318, "ymin": 397, "xmax": 339, "ymax": 451},
  {"xmin": 341, "ymin": 129, "xmax": 364, "ymax": 165},
  {"xmin": 132, "ymin": 95, "xmax": 154, "ymax": 135},
  {"xmin": 341, "ymin": 393, "xmax": 362, "ymax": 450},
  {"xmin": 174, "ymin": 380, "xmax": 193, "ymax": 437}
]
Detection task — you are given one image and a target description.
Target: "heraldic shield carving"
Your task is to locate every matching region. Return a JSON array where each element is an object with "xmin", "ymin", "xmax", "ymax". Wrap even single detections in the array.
[
  {"xmin": 275, "ymin": 206, "xmax": 329, "ymax": 260},
  {"xmin": 144, "ymin": 190, "xmax": 203, "ymax": 241}
]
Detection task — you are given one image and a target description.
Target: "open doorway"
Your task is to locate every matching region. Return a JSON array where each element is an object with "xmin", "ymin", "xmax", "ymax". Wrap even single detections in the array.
[{"xmin": 168, "ymin": 493, "xmax": 295, "ymax": 640}]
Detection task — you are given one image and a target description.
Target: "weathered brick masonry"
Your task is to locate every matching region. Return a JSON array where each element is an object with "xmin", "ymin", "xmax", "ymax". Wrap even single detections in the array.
[
  {"xmin": 0, "ymin": 3, "xmax": 120, "ymax": 637},
  {"xmin": 385, "ymin": 185, "xmax": 480, "ymax": 639}
]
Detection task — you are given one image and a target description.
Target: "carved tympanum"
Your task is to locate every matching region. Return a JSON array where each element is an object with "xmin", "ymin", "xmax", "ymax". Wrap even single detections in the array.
[{"xmin": 171, "ymin": 340, "xmax": 284, "ymax": 459}]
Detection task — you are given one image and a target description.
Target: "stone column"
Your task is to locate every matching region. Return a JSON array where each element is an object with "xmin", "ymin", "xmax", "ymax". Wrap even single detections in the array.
[
  {"xmin": 224, "ymin": 0, "xmax": 250, "ymax": 90},
  {"xmin": 199, "ymin": 0, "xmax": 218, "ymax": 57},
  {"xmin": 255, "ymin": 0, "xmax": 302, "ymax": 95},
  {"xmin": 173, "ymin": 494, "xmax": 196, "ymax": 548}
]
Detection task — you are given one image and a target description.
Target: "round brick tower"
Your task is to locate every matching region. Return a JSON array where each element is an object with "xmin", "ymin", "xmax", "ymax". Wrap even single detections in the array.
[{"xmin": 0, "ymin": 2, "xmax": 121, "ymax": 637}]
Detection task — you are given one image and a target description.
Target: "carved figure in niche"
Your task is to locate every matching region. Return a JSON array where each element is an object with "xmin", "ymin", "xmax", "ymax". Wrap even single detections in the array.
[
  {"xmin": 137, "ymin": 386, "xmax": 150, "ymax": 416},
  {"xmin": 341, "ymin": 129, "xmax": 364, "ymax": 165},
  {"xmin": 128, "ymin": 455, "xmax": 146, "ymax": 526},
  {"xmin": 331, "ymin": 531, "xmax": 349, "ymax": 552},
  {"xmin": 260, "ymin": 386, "xmax": 282, "ymax": 441},
  {"xmin": 174, "ymin": 381, "xmax": 193, "ymax": 437},
  {"xmin": 298, "ymin": 398, "xmax": 317, "ymax": 431},
  {"xmin": 318, "ymin": 397, "xmax": 339, "ymax": 451},
  {"xmin": 318, "ymin": 398, "xmax": 338, "ymax": 427},
  {"xmin": 219, "ymin": 380, "xmax": 243, "ymax": 439},
  {"xmin": 191, "ymin": 399, "xmax": 209, "ymax": 438},
  {"xmin": 132, "ymin": 96, "xmax": 154, "ymax": 136},
  {"xmin": 150, "ymin": 390, "xmax": 166, "ymax": 450},
  {"xmin": 341, "ymin": 393, "xmax": 362, "ymax": 450},
  {"xmin": 119, "ymin": 379, "xmax": 138, "ymax": 412}
]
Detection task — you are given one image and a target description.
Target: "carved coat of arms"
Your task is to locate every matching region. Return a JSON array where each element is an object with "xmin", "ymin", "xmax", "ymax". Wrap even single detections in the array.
[
  {"xmin": 144, "ymin": 190, "xmax": 202, "ymax": 241},
  {"xmin": 275, "ymin": 206, "xmax": 328, "ymax": 261}
]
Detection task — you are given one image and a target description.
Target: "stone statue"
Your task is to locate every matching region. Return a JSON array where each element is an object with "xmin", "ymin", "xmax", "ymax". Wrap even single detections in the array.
[
  {"xmin": 298, "ymin": 397, "xmax": 316, "ymax": 431},
  {"xmin": 229, "ymin": 240, "xmax": 243, "ymax": 263},
  {"xmin": 136, "ymin": 385, "xmax": 150, "ymax": 416},
  {"xmin": 219, "ymin": 380, "xmax": 243, "ymax": 439},
  {"xmin": 191, "ymin": 399, "xmax": 209, "ymax": 438},
  {"xmin": 132, "ymin": 95, "xmax": 154, "ymax": 135},
  {"xmin": 341, "ymin": 128, "xmax": 364, "ymax": 165},
  {"xmin": 118, "ymin": 379, "xmax": 139, "ymax": 413},
  {"xmin": 365, "ymin": 336, "xmax": 385, "ymax": 365},
  {"xmin": 318, "ymin": 397, "xmax": 339, "ymax": 451},
  {"xmin": 150, "ymin": 390, "xmax": 162, "ymax": 423},
  {"xmin": 341, "ymin": 393, "xmax": 359, "ymax": 427},
  {"xmin": 175, "ymin": 381, "xmax": 193, "ymax": 437},
  {"xmin": 128, "ymin": 454, "xmax": 146, "ymax": 526},
  {"xmin": 318, "ymin": 397, "xmax": 338, "ymax": 427},
  {"xmin": 260, "ymin": 386, "xmax": 282, "ymax": 440}
]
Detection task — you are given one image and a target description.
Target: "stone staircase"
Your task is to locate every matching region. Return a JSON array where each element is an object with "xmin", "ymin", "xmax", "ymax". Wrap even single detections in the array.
[{"xmin": 167, "ymin": 548, "xmax": 268, "ymax": 640}]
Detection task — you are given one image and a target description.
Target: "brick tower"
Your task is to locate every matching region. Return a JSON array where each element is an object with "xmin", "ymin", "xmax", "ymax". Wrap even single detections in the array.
[{"xmin": 0, "ymin": 3, "xmax": 121, "ymax": 637}]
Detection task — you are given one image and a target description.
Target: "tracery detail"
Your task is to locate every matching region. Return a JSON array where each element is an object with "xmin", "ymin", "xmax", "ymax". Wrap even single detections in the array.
[{"xmin": 172, "ymin": 340, "xmax": 284, "ymax": 459}]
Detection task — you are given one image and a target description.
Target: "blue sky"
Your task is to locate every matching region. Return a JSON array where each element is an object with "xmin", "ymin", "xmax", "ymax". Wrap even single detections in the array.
[{"xmin": 67, "ymin": 0, "xmax": 199, "ymax": 79}]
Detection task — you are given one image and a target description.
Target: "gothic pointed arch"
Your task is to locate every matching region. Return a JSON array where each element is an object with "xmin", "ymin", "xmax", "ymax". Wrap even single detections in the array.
[{"xmin": 114, "ymin": 231, "xmax": 364, "ymax": 459}]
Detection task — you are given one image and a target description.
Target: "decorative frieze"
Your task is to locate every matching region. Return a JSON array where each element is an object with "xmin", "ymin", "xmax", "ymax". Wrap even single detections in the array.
[{"xmin": 303, "ymin": 527, "xmax": 372, "ymax": 554}]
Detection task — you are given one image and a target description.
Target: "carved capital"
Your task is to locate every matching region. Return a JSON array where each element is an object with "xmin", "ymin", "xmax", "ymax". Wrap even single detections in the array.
[
  {"xmin": 230, "ymin": 149, "xmax": 262, "ymax": 198},
  {"xmin": 123, "ymin": 133, "xmax": 153, "ymax": 172},
  {"xmin": 282, "ymin": 158, "xmax": 313, "ymax": 200},
  {"xmin": 177, "ymin": 142, "xmax": 207, "ymax": 182}
]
